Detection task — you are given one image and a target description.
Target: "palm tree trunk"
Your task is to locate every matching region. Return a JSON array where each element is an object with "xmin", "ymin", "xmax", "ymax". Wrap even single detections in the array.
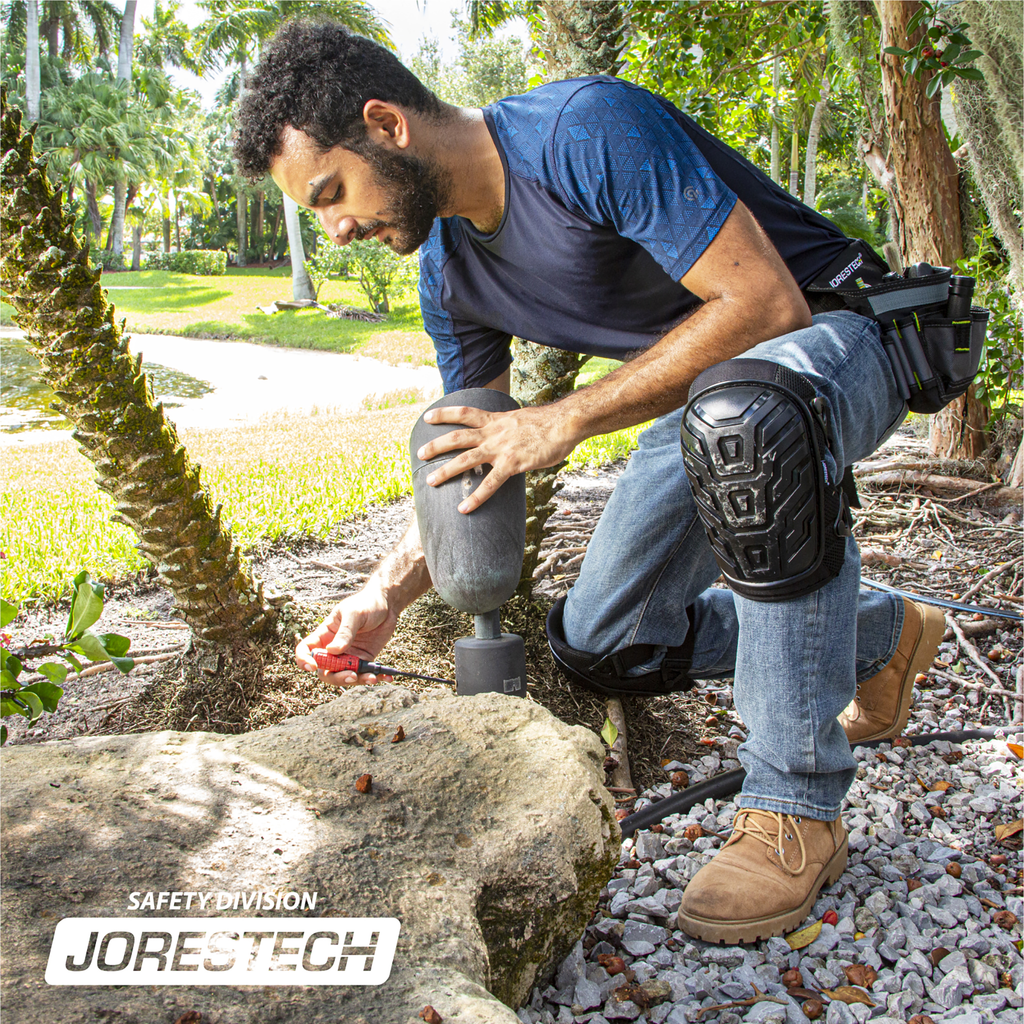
[
  {"xmin": 25, "ymin": 0, "xmax": 41, "ymax": 123},
  {"xmin": 770, "ymin": 51, "xmax": 781, "ymax": 184},
  {"xmin": 131, "ymin": 224, "xmax": 143, "ymax": 271},
  {"xmin": 283, "ymin": 194, "xmax": 315, "ymax": 301},
  {"xmin": 110, "ymin": 1, "xmax": 136, "ymax": 259},
  {"xmin": 0, "ymin": 98, "xmax": 277, "ymax": 648},
  {"xmin": 235, "ymin": 189, "xmax": 247, "ymax": 266},
  {"xmin": 803, "ymin": 77, "xmax": 830, "ymax": 209},
  {"xmin": 85, "ymin": 179, "xmax": 103, "ymax": 242}
]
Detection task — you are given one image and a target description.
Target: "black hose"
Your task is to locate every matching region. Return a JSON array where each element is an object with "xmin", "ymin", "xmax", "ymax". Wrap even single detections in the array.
[
  {"xmin": 861, "ymin": 577, "xmax": 1022, "ymax": 621},
  {"xmin": 617, "ymin": 725, "xmax": 1014, "ymax": 838}
]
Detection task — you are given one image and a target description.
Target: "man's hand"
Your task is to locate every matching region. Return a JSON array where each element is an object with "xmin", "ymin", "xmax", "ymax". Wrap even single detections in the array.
[
  {"xmin": 415, "ymin": 403, "xmax": 580, "ymax": 514},
  {"xmin": 295, "ymin": 581, "xmax": 400, "ymax": 688}
]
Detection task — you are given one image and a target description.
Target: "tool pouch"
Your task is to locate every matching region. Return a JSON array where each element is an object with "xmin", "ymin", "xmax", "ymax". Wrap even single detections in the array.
[{"xmin": 806, "ymin": 242, "xmax": 990, "ymax": 414}]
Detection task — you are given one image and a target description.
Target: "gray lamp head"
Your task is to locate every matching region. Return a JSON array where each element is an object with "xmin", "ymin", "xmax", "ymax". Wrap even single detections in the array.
[{"xmin": 410, "ymin": 389, "xmax": 527, "ymax": 615}]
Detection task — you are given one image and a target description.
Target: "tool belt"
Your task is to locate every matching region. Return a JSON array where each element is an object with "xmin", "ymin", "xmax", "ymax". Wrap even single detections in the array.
[{"xmin": 805, "ymin": 241, "xmax": 990, "ymax": 414}]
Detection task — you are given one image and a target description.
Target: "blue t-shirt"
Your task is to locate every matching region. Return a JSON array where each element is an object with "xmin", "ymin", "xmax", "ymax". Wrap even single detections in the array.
[{"xmin": 419, "ymin": 77, "xmax": 850, "ymax": 393}]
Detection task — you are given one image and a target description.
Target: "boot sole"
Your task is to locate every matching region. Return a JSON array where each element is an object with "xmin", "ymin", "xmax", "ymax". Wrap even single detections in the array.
[
  {"xmin": 855, "ymin": 601, "xmax": 946, "ymax": 744},
  {"xmin": 676, "ymin": 834, "xmax": 849, "ymax": 945}
]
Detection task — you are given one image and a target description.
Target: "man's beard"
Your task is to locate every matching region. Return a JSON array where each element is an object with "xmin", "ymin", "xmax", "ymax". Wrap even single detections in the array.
[{"xmin": 353, "ymin": 145, "xmax": 453, "ymax": 255}]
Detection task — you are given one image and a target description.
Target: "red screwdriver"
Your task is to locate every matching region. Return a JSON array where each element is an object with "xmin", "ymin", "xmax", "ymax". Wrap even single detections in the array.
[{"xmin": 312, "ymin": 649, "xmax": 454, "ymax": 685}]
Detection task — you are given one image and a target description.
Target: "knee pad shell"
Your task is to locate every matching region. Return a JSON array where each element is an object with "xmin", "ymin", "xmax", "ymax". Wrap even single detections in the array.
[
  {"xmin": 681, "ymin": 359, "xmax": 848, "ymax": 602},
  {"xmin": 545, "ymin": 597, "xmax": 696, "ymax": 698}
]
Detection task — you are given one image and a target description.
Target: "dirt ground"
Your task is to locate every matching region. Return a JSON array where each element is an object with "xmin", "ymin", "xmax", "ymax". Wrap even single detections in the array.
[{"xmin": 5, "ymin": 424, "xmax": 1022, "ymax": 803}]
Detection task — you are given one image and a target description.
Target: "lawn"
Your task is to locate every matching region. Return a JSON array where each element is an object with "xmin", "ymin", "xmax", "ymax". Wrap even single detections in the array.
[{"xmin": 3, "ymin": 266, "xmax": 435, "ymax": 362}]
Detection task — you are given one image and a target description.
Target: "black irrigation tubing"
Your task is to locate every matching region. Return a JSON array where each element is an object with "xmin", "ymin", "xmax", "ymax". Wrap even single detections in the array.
[
  {"xmin": 618, "ymin": 726, "xmax": 1015, "ymax": 838},
  {"xmin": 861, "ymin": 577, "xmax": 1023, "ymax": 622}
]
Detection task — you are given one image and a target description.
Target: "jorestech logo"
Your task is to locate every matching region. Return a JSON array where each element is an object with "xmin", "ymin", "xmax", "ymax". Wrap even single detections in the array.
[
  {"xmin": 829, "ymin": 252, "xmax": 864, "ymax": 289},
  {"xmin": 46, "ymin": 917, "xmax": 400, "ymax": 986}
]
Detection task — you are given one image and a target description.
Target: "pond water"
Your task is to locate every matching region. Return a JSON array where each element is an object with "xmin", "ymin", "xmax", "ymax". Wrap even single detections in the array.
[{"xmin": 0, "ymin": 329, "xmax": 442, "ymax": 446}]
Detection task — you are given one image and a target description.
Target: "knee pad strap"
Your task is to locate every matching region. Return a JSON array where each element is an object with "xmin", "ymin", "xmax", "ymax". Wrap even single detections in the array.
[{"xmin": 681, "ymin": 358, "xmax": 849, "ymax": 602}]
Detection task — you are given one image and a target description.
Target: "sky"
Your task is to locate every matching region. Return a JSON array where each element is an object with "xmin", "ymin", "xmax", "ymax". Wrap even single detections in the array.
[{"xmin": 132, "ymin": 0, "xmax": 530, "ymax": 107}]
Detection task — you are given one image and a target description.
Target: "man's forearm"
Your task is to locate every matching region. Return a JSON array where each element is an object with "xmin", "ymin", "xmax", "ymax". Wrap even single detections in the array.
[
  {"xmin": 369, "ymin": 516, "xmax": 433, "ymax": 611},
  {"xmin": 556, "ymin": 288, "xmax": 810, "ymax": 444}
]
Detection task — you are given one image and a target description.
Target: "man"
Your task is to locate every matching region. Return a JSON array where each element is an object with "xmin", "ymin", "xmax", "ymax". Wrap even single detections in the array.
[{"xmin": 235, "ymin": 20, "xmax": 943, "ymax": 944}]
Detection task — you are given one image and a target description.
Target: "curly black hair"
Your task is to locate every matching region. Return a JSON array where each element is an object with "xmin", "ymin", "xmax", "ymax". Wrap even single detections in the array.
[{"xmin": 234, "ymin": 20, "xmax": 444, "ymax": 180}]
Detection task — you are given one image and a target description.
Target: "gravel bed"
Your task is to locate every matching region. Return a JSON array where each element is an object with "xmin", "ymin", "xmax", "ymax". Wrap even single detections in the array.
[{"xmin": 520, "ymin": 712, "xmax": 1023, "ymax": 1024}]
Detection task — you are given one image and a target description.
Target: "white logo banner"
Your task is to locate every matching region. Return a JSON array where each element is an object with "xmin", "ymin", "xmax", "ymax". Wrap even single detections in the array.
[{"xmin": 45, "ymin": 917, "xmax": 400, "ymax": 986}]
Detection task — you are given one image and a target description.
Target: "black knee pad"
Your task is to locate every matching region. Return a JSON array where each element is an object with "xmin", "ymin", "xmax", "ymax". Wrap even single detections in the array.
[
  {"xmin": 681, "ymin": 358, "xmax": 849, "ymax": 602},
  {"xmin": 545, "ymin": 597, "xmax": 696, "ymax": 698}
]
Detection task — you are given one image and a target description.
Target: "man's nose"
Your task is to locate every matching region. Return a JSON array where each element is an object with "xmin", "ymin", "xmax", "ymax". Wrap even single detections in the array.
[{"xmin": 318, "ymin": 210, "xmax": 358, "ymax": 246}]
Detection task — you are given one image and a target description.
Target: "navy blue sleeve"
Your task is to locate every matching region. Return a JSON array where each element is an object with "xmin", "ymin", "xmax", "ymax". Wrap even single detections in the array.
[
  {"xmin": 550, "ymin": 80, "xmax": 737, "ymax": 281},
  {"xmin": 419, "ymin": 222, "xmax": 513, "ymax": 393}
]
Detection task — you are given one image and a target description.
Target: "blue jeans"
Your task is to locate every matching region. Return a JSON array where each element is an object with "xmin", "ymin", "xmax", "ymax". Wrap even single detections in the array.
[{"xmin": 563, "ymin": 312, "xmax": 909, "ymax": 820}]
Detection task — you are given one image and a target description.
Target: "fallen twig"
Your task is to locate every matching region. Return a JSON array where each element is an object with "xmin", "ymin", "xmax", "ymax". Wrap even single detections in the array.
[
  {"xmin": 959, "ymin": 557, "xmax": 1024, "ymax": 604},
  {"xmin": 695, "ymin": 985, "xmax": 789, "ymax": 1019},
  {"xmin": 945, "ymin": 614, "xmax": 1005, "ymax": 688}
]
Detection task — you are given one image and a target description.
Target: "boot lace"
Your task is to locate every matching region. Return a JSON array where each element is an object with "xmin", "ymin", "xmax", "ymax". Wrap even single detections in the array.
[{"xmin": 726, "ymin": 809, "xmax": 807, "ymax": 876}]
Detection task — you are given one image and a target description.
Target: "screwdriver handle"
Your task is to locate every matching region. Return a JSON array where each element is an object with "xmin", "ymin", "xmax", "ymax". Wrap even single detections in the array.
[{"xmin": 312, "ymin": 650, "xmax": 367, "ymax": 674}]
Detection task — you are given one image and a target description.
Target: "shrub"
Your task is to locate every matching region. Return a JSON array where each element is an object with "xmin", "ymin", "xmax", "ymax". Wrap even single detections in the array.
[
  {"xmin": 89, "ymin": 249, "xmax": 126, "ymax": 272},
  {"xmin": 144, "ymin": 250, "xmax": 227, "ymax": 275}
]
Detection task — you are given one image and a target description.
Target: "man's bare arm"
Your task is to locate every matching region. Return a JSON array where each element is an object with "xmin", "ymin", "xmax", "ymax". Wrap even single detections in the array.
[{"xmin": 416, "ymin": 201, "xmax": 812, "ymax": 512}]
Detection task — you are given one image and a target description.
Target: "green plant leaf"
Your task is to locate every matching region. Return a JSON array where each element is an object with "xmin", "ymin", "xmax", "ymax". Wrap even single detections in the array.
[
  {"xmin": 1, "ymin": 723, "xmax": 7, "ymax": 745},
  {"xmin": 958, "ymin": 67, "xmax": 985, "ymax": 80},
  {"xmin": 20, "ymin": 690, "xmax": 44, "ymax": 724},
  {"xmin": 0, "ymin": 598, "xmax": 17, "ymax": 628},
  {"xmin": 110, "ymin": 656, "xmax": 135, "ymax": 675},
  {"xmin": 3, "ymin": 654, "xmax": 22, "ymax": 680},
  {"xmin": 926, "ymin": 75, "xmax": 942, "ymax": 98},
  {"xmin": 1, "ymin": 698, "xmax": 25, "ymax": 718},
  {"xmin": 20, "ymin": 681, "xmax": 63, "ymax": 713},
  {"xmin": 66, "ymin": 577, "xmax": 104, "ymax": 639},
  {"xmin": 958, "ymin": 49, "xmax": 983, "ymax": 63},
  {"xmin": 69, "ymin": 631, "xmax": 110, "ymax": 664},
  {"xmin": 61, "ymin": 652, "xmax": 83, "ymax": 673},
  {"xmin": 601, "ymin": 717, "xmax": 619, "ymax": 748},
  {"xmin": 883, "ymin": 46, "xmax": 910, "ymax": 56},
  {"xmin": 96, "ymin": 633, "xmax": 131, "ymax": 658},
  {"xmin": 37, "ymin": 662, "xmax": 69, "ymax": 685}
]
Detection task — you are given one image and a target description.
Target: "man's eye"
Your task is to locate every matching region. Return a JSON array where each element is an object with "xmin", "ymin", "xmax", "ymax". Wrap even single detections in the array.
[{"xmin": 332, "ymin": 186, "xmax": 342, "ymax": 202}]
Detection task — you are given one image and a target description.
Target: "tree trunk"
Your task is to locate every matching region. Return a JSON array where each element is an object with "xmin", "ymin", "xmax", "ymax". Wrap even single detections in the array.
[
  {"xmin": 877, "ymin": 1, "xmax": 984, "ymax": 459},
  {"xmin": 109, "ymin": 1, "xmax": 136, "ymax": 260},
  {"xmin": 163, "ymin": 216, "xmax": 171, "ymax": 252},
  {"xmin": 131, "ymin": 224, "xmax": 142, "ymax": 271},
  {"xmin": 0, "ymin": 98, "xmax": 278, "ymax": 648},
  {"xmin": 269, "ymin": 203, "xmax": 283, "ymax": 260},
  {"xmin": 803, "ymin": 77, "xmax": 830, "ymax": 209},
  {"xmin": 788, "ymin": 125, "xmax": 800, "ymax": 198},
  {"xmin": 1007, "ymin": 437, "xmax": 1024, "ymax": 488},
  {"xmin": 85, "ymin": 180, "xmax": 103, "ymax": 243},
  {"xmin": 770, "ymin": 51, "xmax": 781, "ymax": 184},
  {"xmin": 110, "ymin": 178, "xmax": 127, "ymax": 256},
  {"xmin": 117, "ymin": 0, "xmax": 136, "ymax": 83},
  {"xmin": 41, "ymin": 13, "xmax": 59, "ymax": 58},
  {"xmin": 25, "ymin": 0, "xmax": 40, "ymax": 123},
  {"xmin": 235, "ymin": 189, "xmax": 247, "ymax": 267},
  {"xmin": 283, "ymin": 194, "xmax": 315, "ymax": 300},
  {"xmin": 255, "ymin": 190, "xmax": 265, "ymax": 261},
  {"xmin": 507, "ymin": 1, "xmax": 627, "ymax": 593}
]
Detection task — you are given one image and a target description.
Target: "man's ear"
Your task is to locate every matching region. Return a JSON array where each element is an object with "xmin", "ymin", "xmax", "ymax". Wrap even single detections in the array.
[{"xmin": 362, "ymin": 100, "xmax": 411, "ymax": 150}]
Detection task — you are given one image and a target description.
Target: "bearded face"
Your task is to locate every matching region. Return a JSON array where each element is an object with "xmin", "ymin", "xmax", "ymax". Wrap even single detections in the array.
[{"xmin": 350, "ymin": 144, "xmax": 454, "ymax": 255}]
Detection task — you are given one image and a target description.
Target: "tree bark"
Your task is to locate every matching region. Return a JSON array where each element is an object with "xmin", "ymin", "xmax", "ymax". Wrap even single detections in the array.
[
  {"xmin": 255, "ymin": 190, "xmax": 265, "ymax": 261},
  {"xmin": 235, "ymin": 189, "xmax": 247, "ymax": 267},
  {"xmin": 131, "ymin": 224, "xmax": 142, "ymax": 271},
  {"xmin": 110, "ymin": 178, "xmax": 127, "ymax": 257},
  {"xmin": 877, "ymin": 1, "xmax": 986, "ymax": 459},
  {"xmin": 25, "ymin": 0, "xmax": 40, "ymax": 123},
  {"xmin": 283, "ymin": 194, "xmax": 315, "ymax": 300},
  {"xmin": 788, "ymin": 125, "xmax": 800, "ymax": 198},
  {"xmin": 269, "ymin": 203, "xmax": 283, "ymax": 260},
  {"xmin": 85, "ymin": 179, "xmax": 103, "ymax": 243},
  {"xmin": 803, "ymin": 77, "xmax": 831, "ymax": 208},
  {"xmin": 109, "ymin": 1, "xmax": 136, "ymax": 259},
  {"xmin": 0, "ymin": 98, "xmax": 278, "ymax": 647},
  {"xmin": 770, "ymin": 51, "xmax": 781, "ymax": 184}
]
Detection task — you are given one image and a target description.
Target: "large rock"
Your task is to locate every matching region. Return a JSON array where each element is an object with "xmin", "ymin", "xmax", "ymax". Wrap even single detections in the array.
[{"xmin": 1, "ymin": 686, "xmax": 618, "ymax": 1023}]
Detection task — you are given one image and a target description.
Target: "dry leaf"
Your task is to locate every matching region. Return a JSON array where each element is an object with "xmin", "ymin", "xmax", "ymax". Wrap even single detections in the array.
[
  {"xmin": 929, "ymin": 947, "xmax": 951, "ymax": 967},
  {"xmin": 994, "ymin": 820, "xmax": 1023, "ymax": 842},
  {"xmin": 419, "ymin": 1007, "xmax": 443, "ymax": 1024},
  {"xmin": 173, "ymin": 1014, "xmax": 202, "ymax": 1024},
  {"xmin": 929, "ymin": 780, "xmax": 952, "ymax": 792},
  {"xmin": 993, "ymin": 910, "xmax": 1018, "ymax": 930},
  {"xmin": 1007, "ymin": 743, "xmax": 1023, "ymax": 760},
  {"xmin": 820, "ymin": 986, "xmax": 876, "ymax": 1007},
  {"xmin": 788, "ymin": 987, "xmax": 822, "ymax": 1001},
  {"xmin": 684, "ymin": 824, "xmax": 705, "ymax": 840},
  {"xmin": 596, "ymin": 954, "xmax": 628, "ymax": 976},
  {"xmin": 843, "ymin": 964, "xmax": 878, "ymax": 988},
  {"xmin": 391, "ymin": 726, "xmax": 405, "ymax": 743},
  {"xmin": 786, "ymin": 920, "xmax": 822, "ymax": 950},
  {"xmin": 354, "ymin": 773, "xmax": 372, "ymax": 793}
]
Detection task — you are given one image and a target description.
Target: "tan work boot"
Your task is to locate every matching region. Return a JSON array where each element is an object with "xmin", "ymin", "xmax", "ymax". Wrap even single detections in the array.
[
  {"xmin": 839, "ymin": 598, "xmax": 945, "ymax": 744},
  {"xmin": 676, "ymin": 809, "xmax": 848, "ymax": 944}
]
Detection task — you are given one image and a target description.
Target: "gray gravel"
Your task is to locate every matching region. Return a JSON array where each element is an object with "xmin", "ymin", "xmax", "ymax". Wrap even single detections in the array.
[{"xmin": 519, "ymin": 706, "xmax": 1023, "ymax": 1024}]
